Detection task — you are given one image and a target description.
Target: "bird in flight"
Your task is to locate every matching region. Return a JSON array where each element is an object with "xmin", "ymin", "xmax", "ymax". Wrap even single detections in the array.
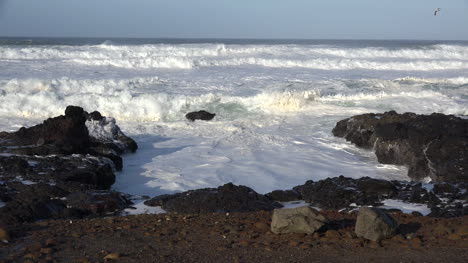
[{"xmin": 434, "ymin": 8, "xmax": 441, "ymax": 16}]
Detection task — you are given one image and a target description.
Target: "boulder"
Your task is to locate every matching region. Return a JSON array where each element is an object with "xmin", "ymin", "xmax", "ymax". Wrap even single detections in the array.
[
  {"xmin": 354, "ymin": 207, "xmax": 397, "ymax": 241},
  {"xmin": 270, "ymin": 206, "xmax": 328, "ymax": 234},
  {"xmin": 332, "ymin": 111, "xmax": 467, "ymax": 182},
  {"xmin": 144, "ymin": 183, "xmax": 281, "ymax": 213},
  {"xmin": 185, "ymin": 110, "xmax": 216, "ymax": 121}
]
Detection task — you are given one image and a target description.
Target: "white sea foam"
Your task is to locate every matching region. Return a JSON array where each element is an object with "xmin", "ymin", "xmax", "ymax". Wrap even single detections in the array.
[
  {"xmin": 379, "ymin": 199, "xmax": 431, "ymax": 216},
  {"xmin": 2, "ymin": 43, "xmax": 468, "ymax": 71},
  {"xmin": 122, "ymin": 201, "xmax": 166, "ymax": 215},
  {"xmin": 1, "ymin": 41, "xmax": 467, "ymax": 197}
]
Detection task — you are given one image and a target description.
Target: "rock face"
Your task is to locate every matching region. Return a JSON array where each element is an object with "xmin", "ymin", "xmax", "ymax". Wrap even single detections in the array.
[
  {"xmin": 0, "ymin": 106, "xmax": 137, "ymax": 225},
  {"xmin": 185, "ymin": 110, "xmax": 216, "ymax": 121},
  {"xmin": 144, "ymin": 183, "xmax": 281, "ymax": 213},
  {"xmin": 332, "ymin": 111, "xmax": 467, "ymax": 183},
  {"xmin": 333, "ymin": 111, "xmax": 468, "ymax": 182},
  {"xmin": 271, "ymin": 206, "xmax": 328, "ymax": 234},
  {"xmin": 355, "ymin": 207, "xmax": 397, "ymax": 241}
]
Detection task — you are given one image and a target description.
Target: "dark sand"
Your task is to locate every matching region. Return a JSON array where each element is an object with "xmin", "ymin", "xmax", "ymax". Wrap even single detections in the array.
[{"xmin": 1, "ymin": 211, "xmax": 467, "ymax": 263}]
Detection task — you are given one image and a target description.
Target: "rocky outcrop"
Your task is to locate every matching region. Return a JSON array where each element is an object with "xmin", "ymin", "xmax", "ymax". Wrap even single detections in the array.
[
  {"xmin": 185, "ymin": 110, "xmax": 216, "ymax": 121},
  {"xmin": 272, "ymin": 176, "xmax": 467, "ymax": 217},
  {"xmin": 0, "ymin": 106, "xmax": 137, "ymax": 225},
  {"xmin": 266, "ymin": 190, "xmax": 301, "ymax": 202},
  {"xmin": 144, "ymin": 183, "xmax": 281, "ymax": 213},
  {"xmin": 271, "ymin": 206, "xmax": 328, "ymax": 234},
  {"xmin": 0, "ymin": 105, "xmax": 137, "ymax": 170},
  {"xmin": 293, "ymin": 176, "xmax": 397, "ymax": 209},
  {"xmin": 332, "ymin": 111, "xmax": 467, "ymax": 183},
  {"xmin": 355, "ymin": 207, "xmax": 397, "ymax": 241}
]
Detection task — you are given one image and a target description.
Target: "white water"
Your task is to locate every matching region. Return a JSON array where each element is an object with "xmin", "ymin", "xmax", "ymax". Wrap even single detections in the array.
[{"xmin": 1, "ymin": 41, "xmax": 467, "ymax": 197}]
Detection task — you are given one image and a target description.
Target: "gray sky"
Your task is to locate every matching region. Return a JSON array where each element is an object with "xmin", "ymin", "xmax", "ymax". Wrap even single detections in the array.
[{"xmin": 0, "ymin": 0, "xmax": 467, "ymax": 40}]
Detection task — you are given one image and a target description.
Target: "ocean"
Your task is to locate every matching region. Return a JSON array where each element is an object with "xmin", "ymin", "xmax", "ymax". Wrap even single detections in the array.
[{"xmin": 0, "ymin": 38, "xmax": 467, "ymax": 197}]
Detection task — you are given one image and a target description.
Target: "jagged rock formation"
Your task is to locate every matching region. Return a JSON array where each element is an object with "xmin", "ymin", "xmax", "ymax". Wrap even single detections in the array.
[{"xmin": 332, "ymin": 111, "xmax": 467, "ymax": 183}]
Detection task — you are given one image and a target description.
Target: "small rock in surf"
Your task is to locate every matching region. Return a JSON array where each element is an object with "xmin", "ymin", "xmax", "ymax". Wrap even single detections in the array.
[{"xmin": 185, "ymin": 110, "xmax": 216, "ymax": 121}]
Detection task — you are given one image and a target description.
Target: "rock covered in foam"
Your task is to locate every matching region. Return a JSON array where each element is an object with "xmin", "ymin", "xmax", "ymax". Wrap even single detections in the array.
[
  {"xmin": 332, "ymin": 111, "xmax": 468, "ymax": 183},
  {"xmin": 86, "ymin": 114, "xmax": 138, "ymax": 154},
  {"xmin": 144, "ymin": 183, "xmax": 282, "ymax": 213}
]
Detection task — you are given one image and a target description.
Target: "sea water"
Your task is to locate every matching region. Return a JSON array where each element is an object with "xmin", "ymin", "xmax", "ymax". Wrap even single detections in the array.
[{"xmin": 0, "ymin": 38, "xmax": 467, "ymax": 196}]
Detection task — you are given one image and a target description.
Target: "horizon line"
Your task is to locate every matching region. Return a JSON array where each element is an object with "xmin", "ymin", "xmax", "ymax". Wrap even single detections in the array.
[{"xmin": 1, "ymin": 35, "xmax": 468, "ymax": 42}]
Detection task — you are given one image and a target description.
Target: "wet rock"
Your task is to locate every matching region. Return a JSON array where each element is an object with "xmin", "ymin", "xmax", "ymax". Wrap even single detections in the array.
[
  {"xmin": 66, "ymin": 191, "xmax": 131, "ymax": 215},
  {"xmin": 88, "ymin": 111, "xmax": 103, "ymax": 121},
  {"xmin": 293, "ymin": 176, "xmax": 396, "ymax": 209},
  {"xmin": 0, "ymin": 106, "xmax": 137, "ymax": 169},
  {"xmin": 332, "ymin": 111, "xmax": 468, "ymax": 182},
  {"xmin": 86, "ymin": 116, "xmax": 138, "ymax": 156},
  {"xmin": 270, "ymin": 206, "xmax": 328, "ymax": 234},
  {"xmin": 266, "ymin": 190, "xmax": 302, "ymax": 202},
  {"xmin": 0, "ymin": 106, "xmax": 138, "ymax": 225},
  {"xmin": 355, "ymin": 207, "xmax": 397, "ymax": 241},
  {"xmin": 289, "ymin": 176, "xmax": 467, "ymax": 217},
  {"xmin": 185, "ymin": 110, "xmax": 216, "ymax": 121},
  {"xmin": 144, "ymin": 183, "xmax": 281, "ymax": 213}
]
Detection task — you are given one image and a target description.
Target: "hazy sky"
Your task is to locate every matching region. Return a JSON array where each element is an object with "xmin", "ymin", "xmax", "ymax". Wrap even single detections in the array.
[{"xmin": 0, "ymin": 0, "xmax": 467, "ymax": 40}]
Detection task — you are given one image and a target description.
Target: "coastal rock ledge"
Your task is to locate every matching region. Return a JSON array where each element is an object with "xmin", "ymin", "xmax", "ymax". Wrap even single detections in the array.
[
  {"xmin": 0, "ymin": 106, "xmax": 137, "ymax": 225},
  {"xmin": 332, "ymin": 111, "xmax": 467, "ymax": 183}
]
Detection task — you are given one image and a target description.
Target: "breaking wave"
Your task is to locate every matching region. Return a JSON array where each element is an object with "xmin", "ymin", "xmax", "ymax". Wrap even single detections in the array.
[
  {"xmin": 2, "ymin": 43, "xmax": 468, "ymax": 71},
  {"xmin": 0, "ymin": 77, "xmax": 466, "ymax": 122}
]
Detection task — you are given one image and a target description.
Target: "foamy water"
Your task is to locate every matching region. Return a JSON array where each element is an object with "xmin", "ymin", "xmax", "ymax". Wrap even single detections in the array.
[{"xmin": 1, "ymin": 38, "xmax": 467, "ymax": 196}]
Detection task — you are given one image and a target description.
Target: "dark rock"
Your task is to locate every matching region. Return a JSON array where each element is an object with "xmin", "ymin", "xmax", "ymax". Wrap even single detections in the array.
[
  {"xmin": 88, "ymin": 111, "xmax": 103, "ymax": 121},
  {"xmin": 185, "ymin": 110, "xmax": 216, "ymax": 121},
  {"xmin": 266, "ymin": 190, "xmax": 302, "ymax": 202},
  {"xmin": 332, "ymin": 112, "xmax": 467, "ymax": 182},
  {"xmin": 291, "ymin": 176, "xmax": 466, "ymax": 217},
  {"xmin": 0, "ymin": 107, "xmax": 91, "ymax": 155},
  {"xmin": 0, "ymin": 106, "xmax": 137, "ymax": 167},
  {"xmin": 0, "ymin": 106, "xmax": 138, "ymax": 225},
  {"xmin": 144, "ymin": 183, "xmax": 281, "ymax": 213},
  {"xmin": 66, "ymin": 191, "xmax": 131, "ymax": 215},
  {"xmin": 293, "ymin": 176, "xmax": 395, "ymax": 209}
]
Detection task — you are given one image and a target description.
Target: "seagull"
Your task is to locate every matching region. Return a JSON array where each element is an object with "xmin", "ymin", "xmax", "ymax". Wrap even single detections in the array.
[{"xmin": 434, "ymin": 8, "xmax": 441, "ymax": 16}]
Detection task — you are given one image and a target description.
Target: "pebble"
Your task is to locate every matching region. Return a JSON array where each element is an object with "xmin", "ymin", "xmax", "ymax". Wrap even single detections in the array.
[
  {"xmin": 103, "ymin": 253, "xmax": 121, "ymax": 260},
  {"xmin": 40, "ymin": 247, "xmax": 54, "ymax": 254},
  {"xmin": 254, "ymin": 222, "xmax": 270, "ymax": 232},
  {"xmin": 0, "ymin": 228, "xmax": 10, "ymax": 243},
  {"xmin": 44, "ymin": 239, "xmax": 57, "ymax": 247},
  {"xmin": 325, "ymin": 230, "xmax": 341, "ymax": 239},
  {"xmin": 288, "ymin": 240, "xmax": 300, "ymax": 247}
]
